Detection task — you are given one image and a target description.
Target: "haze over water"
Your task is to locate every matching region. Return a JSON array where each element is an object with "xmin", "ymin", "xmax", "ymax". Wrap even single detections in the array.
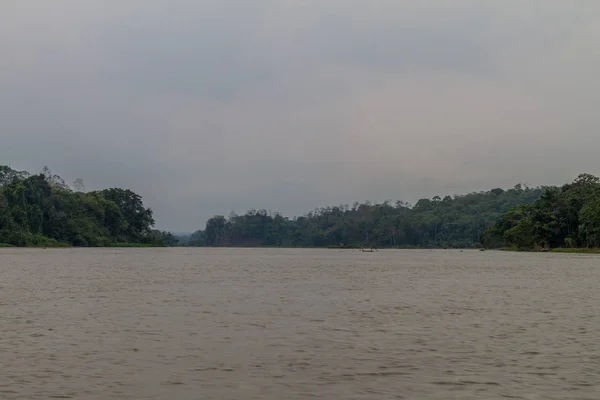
[{"xmin": 1, "ymin": 248, "xmax": 599, "ymax": 399}]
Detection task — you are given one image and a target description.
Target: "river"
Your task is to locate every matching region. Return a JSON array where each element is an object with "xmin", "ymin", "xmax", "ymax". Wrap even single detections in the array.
[{"xmin": 1, "ymin": 248, "xmax": 599, "ymax": 399}]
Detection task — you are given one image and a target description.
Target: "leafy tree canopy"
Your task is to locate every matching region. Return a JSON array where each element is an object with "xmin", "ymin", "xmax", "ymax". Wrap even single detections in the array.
[
  {"xmin": 0, "ymin": 165, "xmax": 170, "ymax": 247},
  {"xmin": 190, "ymin": 185, "xmax": 546, "ymax": 248},
  {"xmin": 482, "ymin": 174, "xmax": 600, "ymax": 249}
]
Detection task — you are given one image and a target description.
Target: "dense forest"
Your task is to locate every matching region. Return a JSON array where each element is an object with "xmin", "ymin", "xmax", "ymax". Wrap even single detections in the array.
[
  {"xmin": 6, "ymin": 163, "xmax": 598, "ymax": 250},
  {"xmin": 0, "ymin": 165, "xmax": 173, "ymax": 247},
  {"xmin": 482, "ymin": 174, "xmax": 600, "ymax": 250},
  {"xmin": 186, "ymin": 184, "xmax": 546, "ymax": 248}
]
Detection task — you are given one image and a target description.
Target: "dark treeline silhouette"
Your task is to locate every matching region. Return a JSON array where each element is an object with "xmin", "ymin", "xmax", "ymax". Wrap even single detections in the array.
[
  {"xmin": 482, "ymin": 174, "xmax": 600, "ymax": 250},
  {"xmin": 0, "ymin": 165, "xmax": 172, "ymax": 247},
  {"xmin": 188, "ymin": 185, "xmax": 545, "ymax": 248}
]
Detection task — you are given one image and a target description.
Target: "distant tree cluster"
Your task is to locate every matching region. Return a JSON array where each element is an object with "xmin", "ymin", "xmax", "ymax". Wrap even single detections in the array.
[
  {"xmin": 0, "ymin": 165, "xmax": 171, "ymax": 247},
  {"xmin": 482, "ymin": 174, "xmax": 600, "ymax": 249},
  {"xmin": 189, "ymin": 185, "xmax": 545, "ymax": 248}
]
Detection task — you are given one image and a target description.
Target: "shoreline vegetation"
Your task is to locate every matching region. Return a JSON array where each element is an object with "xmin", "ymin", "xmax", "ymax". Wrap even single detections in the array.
[
  {"xmin": 482, "ymin": 174, "xmax": 600, "ymax": 251},
  {"xmin": 182, "ymin": 185, "xmax": 544, "ymax": 248},
  {"xmin": 3, "ymin": 165, "xmax": 600, "ymax": 253},
  {"xmin": 0, "ymin": 165, "xmax": 176, "ymax": 248}
]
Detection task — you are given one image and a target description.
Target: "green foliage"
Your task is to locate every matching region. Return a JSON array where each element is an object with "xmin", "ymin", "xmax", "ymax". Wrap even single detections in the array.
[
  {"xmin": 0, "ymin": 165, "xmax": 161, "ymax": 247},
  {"xmin": 191, "ymin": 186, "xmax": 545, "ymax": 248},
  {"xmin": 483, "ymin": 174, "xmax": 600, "ymax": 250},
  {"xmin": 0, "ymin": 165, "xmax": 29, "ymax": 187}
]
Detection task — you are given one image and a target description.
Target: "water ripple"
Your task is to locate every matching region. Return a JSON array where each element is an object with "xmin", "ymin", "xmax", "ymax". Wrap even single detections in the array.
[{"xmin": 1, "ymin": 248, "xmax": 599, "ymax": 399}]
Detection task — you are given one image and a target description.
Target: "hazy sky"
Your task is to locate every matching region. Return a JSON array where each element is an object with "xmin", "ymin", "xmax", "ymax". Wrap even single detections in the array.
[{"xmin": 1, "ymin": 1, "xmax": 599, "ymax": 231}]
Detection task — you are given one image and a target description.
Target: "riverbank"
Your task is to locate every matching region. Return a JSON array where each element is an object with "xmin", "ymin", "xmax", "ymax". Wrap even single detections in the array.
[
  {"xmin": 496, "ymin": 247, "xmax": 600, "ymax": 254},
  {"xmin": 0, "ymin": 241, "xmax": 71, "ymax": 248},
  {"xmin": 550, "ymin": 248, "xmax": 600, "ymax": 254},
  {"xmin": 177, "ymin": 245, "xmax": 478, "ymax": 250},
  {"xmin": 0, "ymin": 242, "xmax": 477, "ymax": 250},
  {"xmin": 0, "ymin": 242, "xmax": 165, "ymax": 249},
  {"xmin": 109, "ymin": 243, "xmax": 164, "ymax": 248}
]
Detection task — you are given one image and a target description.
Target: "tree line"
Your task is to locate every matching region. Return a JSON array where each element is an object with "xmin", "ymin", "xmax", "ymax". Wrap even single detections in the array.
[
  {"xmin": 186, "ymin": 184, "xmax": 546, "ymax": 248},
  {"xmin": 0, "ymin": 165, "xmax": 172, "ymax": 247},
  {"xmin": 7, "ymin": 163, "xmax": 596, "ymax": 250},
  {"xmin": 482, "ymin": 173, "xmax": 600, "ymax": 250}
]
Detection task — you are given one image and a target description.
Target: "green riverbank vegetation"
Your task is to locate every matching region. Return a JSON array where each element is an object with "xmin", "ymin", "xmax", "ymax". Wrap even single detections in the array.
[
  {"xmin": 184, "ymin": 184, "xmax": 545, "ymax": 248},
  {"xmin": 482, "ymin": 174, "xmax": 600, "ymax": 251},
  {"xmin": 0, "ymin": 165, "xmax": 173, "ymax": 247},
  {"xmin": 5, "ymin": 164, "xmax": 600, "ymax": 253}
]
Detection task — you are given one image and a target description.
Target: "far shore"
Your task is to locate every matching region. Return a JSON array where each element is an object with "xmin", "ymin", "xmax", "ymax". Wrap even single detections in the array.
[
  {"xmin": 497, "ymin": 247, "xmax": 600, "ymax": 254},
  {"xmin": 0, "ymin": 243, "xmax": 164, "ymax": 249},
  {"xmin": 7, "ymin": 243, "xmax": 599, "ymax": 254}
]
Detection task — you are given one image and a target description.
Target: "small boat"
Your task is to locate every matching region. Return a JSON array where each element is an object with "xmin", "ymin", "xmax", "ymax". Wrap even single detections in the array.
[{"xmin": 360, "ymin": 246, "xmax": 378, "ymax": 252}]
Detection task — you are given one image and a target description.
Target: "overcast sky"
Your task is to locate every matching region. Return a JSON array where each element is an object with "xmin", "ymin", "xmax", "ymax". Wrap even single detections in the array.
[{"xmin": 1, "ymin": 1, "xmax": 599, "ymax": 231}]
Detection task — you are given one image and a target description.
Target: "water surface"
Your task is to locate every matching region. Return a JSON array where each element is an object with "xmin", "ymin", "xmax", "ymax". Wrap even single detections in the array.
[{"xmin": 1, "ymin": 248, "xmax": 599, "ymax": 399}]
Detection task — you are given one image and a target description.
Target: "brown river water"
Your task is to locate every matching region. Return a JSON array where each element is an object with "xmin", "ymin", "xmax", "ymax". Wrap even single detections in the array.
[{"xmin": 1, "ymin": 248, "xmax": 599, "ymax": 399}]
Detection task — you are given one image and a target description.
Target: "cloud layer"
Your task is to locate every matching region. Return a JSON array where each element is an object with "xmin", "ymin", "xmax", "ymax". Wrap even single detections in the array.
[{"xmin": 2, "ymin": 1, "xmax": 599, "ymax": 231}]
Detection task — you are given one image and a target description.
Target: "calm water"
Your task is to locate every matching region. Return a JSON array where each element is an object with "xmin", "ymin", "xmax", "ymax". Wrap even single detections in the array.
[{"xmin": 1, "ymin": 248, "xmax": 599, "ymax": 399}]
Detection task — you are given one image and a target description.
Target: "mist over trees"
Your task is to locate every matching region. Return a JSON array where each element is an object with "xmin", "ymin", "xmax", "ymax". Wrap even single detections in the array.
[{"xmin": 0, "ymin": 165, "xmax": 170, "ymax": 247}]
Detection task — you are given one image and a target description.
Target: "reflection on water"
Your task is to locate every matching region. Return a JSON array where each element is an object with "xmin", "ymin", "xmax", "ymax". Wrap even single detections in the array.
[{"xmin": 1, "ymin": 248, "xmax": 599, "ymax": 399}]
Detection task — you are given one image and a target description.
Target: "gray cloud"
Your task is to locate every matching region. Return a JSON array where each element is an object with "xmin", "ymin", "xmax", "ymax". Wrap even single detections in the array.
[{"xmin": 1, "ymin": 0, "xmax": 600, "ymax": 231}]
